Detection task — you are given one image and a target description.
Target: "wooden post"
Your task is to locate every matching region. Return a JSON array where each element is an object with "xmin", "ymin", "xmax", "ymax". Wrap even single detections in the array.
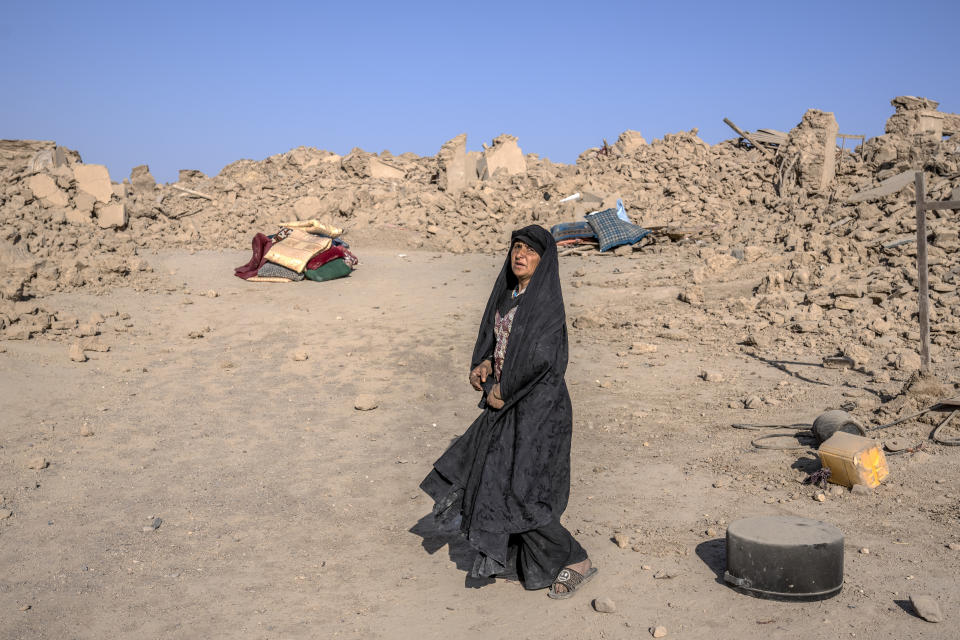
[{"xmin": 915, "ymin": 171, "xmax": 931, "ymax": 372}]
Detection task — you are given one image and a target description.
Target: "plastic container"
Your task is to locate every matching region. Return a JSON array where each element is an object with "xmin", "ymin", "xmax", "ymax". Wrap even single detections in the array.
[{"xmin": 817, "ymin": 431, "xmax": 889, "ymax": 488}]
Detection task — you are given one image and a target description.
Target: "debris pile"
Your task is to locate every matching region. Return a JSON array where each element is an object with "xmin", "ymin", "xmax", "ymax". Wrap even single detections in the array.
[{"xmin": 1, "ymin": 96, "xmax": 958, "ymax": 379}]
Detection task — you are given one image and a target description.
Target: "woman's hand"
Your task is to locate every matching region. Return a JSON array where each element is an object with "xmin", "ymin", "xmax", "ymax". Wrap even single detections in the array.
[
  {"xmin": 470, "ymin": 360, "xmax": 493, "ymax": 391},
  {"xmin": 486, "ymin": 384, "xmax": 505, "ymax": 410}
]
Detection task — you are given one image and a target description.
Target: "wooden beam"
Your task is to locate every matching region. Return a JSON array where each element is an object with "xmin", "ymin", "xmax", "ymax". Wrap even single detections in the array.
[
  {"xmin": 915, "ymin": 171, "xmax": 931, "ymax": 372},
  {"xmin": 170, "ymin": 184, "xmax": 215, "ymax": 200},
  {"xmin": 723, "ymin": 118, "xmax": 773, "ymax": 157},
  {"xmin": 922, "ymin": 199, "xmax": 960, "ymax": 211}
]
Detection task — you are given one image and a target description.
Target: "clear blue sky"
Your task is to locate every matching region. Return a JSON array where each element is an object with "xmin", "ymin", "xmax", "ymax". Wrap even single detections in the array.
[{"xmin": 2, "ymin": 1, "xmax": 958, "ymax": 184}]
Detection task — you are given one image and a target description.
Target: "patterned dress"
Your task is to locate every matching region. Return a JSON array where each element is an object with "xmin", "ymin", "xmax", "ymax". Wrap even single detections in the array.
[{"xmin": 492, "ymin": 306, "xmax": 518, "ymax": 382}]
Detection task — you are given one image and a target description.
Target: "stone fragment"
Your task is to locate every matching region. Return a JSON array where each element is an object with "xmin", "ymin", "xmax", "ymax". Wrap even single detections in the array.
[
  {"xmin": 592, "ymin": 597, "xmax": 616, "ymax": 613},
  {"xmin": 572, "ymin": 312, "xmax": 605, "ymax": 329},
  {"xmin": 612, "ymin": 130, "xmax": 647, "ymax": 156},
  {"xmin": 143, "ymin": 516, "xmax": 163, "ymax": 532},
  {"xmin": 0, "ymin": 509, "xmax": 12, "ymax": 519},
  {"xmin": 291, "ymin": 351, "xmax": 309, "ymax": 361},
  {"xmin": 354, "ymin": 395, "xmax": 379, "ymax": 411},
  {"xmin": 947, "ymin": 542, "xmax": 960, "ymax": 551},
  {"xmin": 888, "ymin": 351, "xmax": 922, "ymax": 372},
  {"xmin": 65, "ymin": 206, "xmax": 90, "ymax": 224},
  {"xmin": 678, "ymin": 286, "xmax": 703, "ymax": 305},
  {"xmin": 96, "ymin": 202, "xmax": 126, "ymax": 229},
  {"xmin": 782, "ymin": 109, "xmax": 839, "ymax": 193},
  {"xmin": 631, "ymin": 342, "xmax": 657, "ymax": 353},
  {"xmin": 910, "ymin": 594, "xmax": 943, "ymax": 623},
  {"xmin": 700, "ymin": 370, "xmax": 724, "ymax": 383},
  {"xmin": 651, "ymin": 626, "xmax": 668, "ymax": 638},
  {"xmin": 129, "ymin": 164, "xmax": 156, "ymax": 192},
  {"xmin": 369, "ymin": 158, "xmax": 405, "ymax": 181},
  {"xmin": 28, "ymin": 174, "xmax": 68, "ymax": 207},
  {"xmin": 613, "ymin": 532, "xmax": 630, "ymax": 549},
  {"xmin": 743, "ymin": 395, "xmax": 762, "ymax": 409},
  {"xmin": 69, "ymin": 342, "xmax": 87, "ymax": 362},
  {"xmin": 436, "ymin": 134, "xmax": 477, "ymax": 194},
  {"xmin": 73, "ymin": 164, "xmax": 113, "ymax": 203},
  {"xmin": 28, "ymin": 457, "xmax": 48, "ymax": 470},
  {"xmin": 477, "ymin": 135, "xmax": 526, "ymax": 180},
  {"xmin": 79, "ymin": 423, "xmax": 94, "ymax": 437}
]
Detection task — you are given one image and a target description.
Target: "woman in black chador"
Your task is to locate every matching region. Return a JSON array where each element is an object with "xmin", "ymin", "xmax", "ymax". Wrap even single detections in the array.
[{"xmin": 421, "ymin": 224, "xmax": 596, "ymax": 598}]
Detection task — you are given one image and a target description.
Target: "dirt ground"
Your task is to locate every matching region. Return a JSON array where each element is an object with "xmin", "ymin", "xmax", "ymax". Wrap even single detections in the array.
[{"xmin": 1, "ymin": 240, "xmax": 958, "ymax": 639}]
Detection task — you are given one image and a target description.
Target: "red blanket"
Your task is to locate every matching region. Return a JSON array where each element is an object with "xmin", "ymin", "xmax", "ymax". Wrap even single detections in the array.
[
  {"xmin": 305, "ymin": 245, "xmax": 358, "ymax": 270},
  {"xmin": 235, "ymin": 233, "xmax": 274, "ymax": 280}
]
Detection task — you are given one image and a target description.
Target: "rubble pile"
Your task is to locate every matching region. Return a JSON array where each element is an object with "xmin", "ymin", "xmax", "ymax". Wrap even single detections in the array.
[{"xmin": 1, "ymin": 96, "xmax": 958, "ymax": 374}]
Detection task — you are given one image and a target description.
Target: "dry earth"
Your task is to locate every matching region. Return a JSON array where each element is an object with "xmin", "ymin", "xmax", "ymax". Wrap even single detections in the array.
[{"xmin": 1, "ymin": 241, "xmax": 959, "ymax": 640}]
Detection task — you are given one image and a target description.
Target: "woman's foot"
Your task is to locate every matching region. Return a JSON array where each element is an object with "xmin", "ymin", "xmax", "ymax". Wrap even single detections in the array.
[{"xmin": 551, "ymin": 558, "xmax": 593, "ymax": 595}]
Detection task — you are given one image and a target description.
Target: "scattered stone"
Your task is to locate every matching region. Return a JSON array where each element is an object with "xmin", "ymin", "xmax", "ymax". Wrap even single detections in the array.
[
  {"xmin": 73, "ymin": 163, "xmax": 113, "ymax": 202},
  {"xmin": 631, "ymin": 342, "xmax": 657, "ymax": 354},
  {"xmin": 651, "ymin": 625, "xmax": 668, "ymax": 638},
  {"xmin": 292, "ymin": 351, "xmax": 309, "ymax": 362},
  {"xmin": 69, "ymin": 342, "xmax": 87, "ymax": 362},
  {"xmin": 142, "ymin": 516, "xmax": 163, "ymax": 533},
  {"xmin": 947, "ymin": 542, "xmax": 960, "ymax": 551},
  {"xmin": 653, "ymin": 568, "xmax": 680, "ymax": 579},
  {"xmin": 700, "ymin": 370, "xmax": 724, "ymax": 383},
  {"xmin": 814, "ymin": 492, "xmax": 827, "ymax": 502},
  {"xmin": 910, "ymin": 594, "xmax": 943, "ymax": 623},
  {"xmin": 354, "ymin": 395, "xmax": 379, "ymax": 411},
  {"xmin": 859, "ymin": 547, "xmax": 870, "ymax": 555},
  {"xmin": 96, "ymin": 202, "xmax": 127, "ymax": 229},
  {"xmin": 79, "ymin": 423, "xmax": 94, "ymax": 437},
  {"xmin": 678, "ymin": 286, "xmax": 703, "ymax": 305},
  {"xmin": 613, "ymin": 533, "xmax": 630, "ymax": 549},
  {"xmin": 28, "ymin": 457, "xmax": 48, "ymax": 470},
  {"xmin": 592, "ymin": 597, "xmax": 616, "ymax": 613},
  {"xmin": 743, "ymin": 395, "xmax": 762, "ymax": 409},
  {"xmin": 18, "ymin": 604, "xmax": 30, "ymax": 611},
  {"xmin": 0, "ymin": 509, "xmax": 12, "ymax": 520}
]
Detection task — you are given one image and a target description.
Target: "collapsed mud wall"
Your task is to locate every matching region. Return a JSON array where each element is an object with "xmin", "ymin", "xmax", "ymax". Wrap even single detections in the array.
[{"xmin": 1, "ymin": 97, "xmax": 959, "ymax": 379}]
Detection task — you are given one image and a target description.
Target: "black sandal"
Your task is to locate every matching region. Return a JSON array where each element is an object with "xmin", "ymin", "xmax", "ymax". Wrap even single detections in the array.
[{"xmin": 547, "ymin": 566, "xmax": 598, "ymax": 599}]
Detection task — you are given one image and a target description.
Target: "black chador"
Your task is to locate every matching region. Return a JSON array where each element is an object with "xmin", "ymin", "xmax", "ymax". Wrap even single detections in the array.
[{"xmin": 421, "ymin": 225, "xmax": 586, "ymax": 589}]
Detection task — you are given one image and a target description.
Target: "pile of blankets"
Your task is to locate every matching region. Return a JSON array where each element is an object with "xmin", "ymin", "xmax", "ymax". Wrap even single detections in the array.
[
  {"xmin": 234, "ymin": 219, "xmax": 358, "ymax": 283},
  {"xmin": 550, "ymin": 200, "xmax": 650, "ymax": 253}
]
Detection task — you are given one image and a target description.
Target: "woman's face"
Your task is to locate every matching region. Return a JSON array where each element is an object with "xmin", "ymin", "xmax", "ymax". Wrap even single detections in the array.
[{"xmin": 511, "ymin": 240, "xmax": 540, "ymax": 282}]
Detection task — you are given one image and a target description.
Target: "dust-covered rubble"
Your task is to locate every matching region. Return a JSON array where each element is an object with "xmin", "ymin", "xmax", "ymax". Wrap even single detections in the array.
[{"xmin": 1, "ymin": 96, "xmax": 958, "ymax": 385}]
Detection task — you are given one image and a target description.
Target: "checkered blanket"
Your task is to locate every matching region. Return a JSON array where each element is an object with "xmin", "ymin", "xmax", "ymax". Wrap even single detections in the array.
[{"xmin": 585, "ymin": 208, "xmax": 650, "ymax": 252}]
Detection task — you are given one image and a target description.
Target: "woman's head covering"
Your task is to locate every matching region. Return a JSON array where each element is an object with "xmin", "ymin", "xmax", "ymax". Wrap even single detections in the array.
[{"xmin": 510, "ymin": 226, "xmax": 547, "ymax": 257}]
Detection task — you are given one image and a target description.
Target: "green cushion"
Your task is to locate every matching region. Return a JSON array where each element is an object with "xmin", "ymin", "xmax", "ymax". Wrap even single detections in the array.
[{"xmin": 304, "ymin": 258, "xmax": 352, "ymax": 282}]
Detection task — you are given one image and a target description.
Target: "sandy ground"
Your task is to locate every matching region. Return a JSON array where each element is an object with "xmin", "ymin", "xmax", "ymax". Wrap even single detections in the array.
[{"xmin": 1, "ymin": 245, "xmax": 958, "ymax": 639}]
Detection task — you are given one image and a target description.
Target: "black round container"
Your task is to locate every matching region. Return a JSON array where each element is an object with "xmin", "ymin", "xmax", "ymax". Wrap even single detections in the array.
[
  {"xmin": 724, "ymin": 515, "xmax": 843, "ymax": 600},
  {"xmin": 812, "ymin": 410, "xmax": 865, "ymax": 444}
]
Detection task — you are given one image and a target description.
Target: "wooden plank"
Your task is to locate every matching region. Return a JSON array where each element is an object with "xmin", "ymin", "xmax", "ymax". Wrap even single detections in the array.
[
  {"xmin": 846, "ymin": 170, "xmax": 913, "ymax": 203},
  {"xmin": 170, "ymin": 184, "xmax": 215, "ymax": 200},
  {"xmin": 915, "ymin": 171, "xmax": 931, "ymax": 372},
  {"xmin": 723, "ymin": 118, "xmax": 773, "ymax": 157},
  {"xmin": 922, "ymin": 199, "xmax": 960, "ymax": 211}
]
